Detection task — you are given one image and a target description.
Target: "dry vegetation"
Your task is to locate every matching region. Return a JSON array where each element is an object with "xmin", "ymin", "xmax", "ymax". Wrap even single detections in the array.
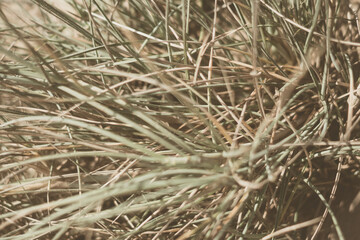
[{"xmin": 1, "ymin": 0, "xmax": 360, "ymax": 239}]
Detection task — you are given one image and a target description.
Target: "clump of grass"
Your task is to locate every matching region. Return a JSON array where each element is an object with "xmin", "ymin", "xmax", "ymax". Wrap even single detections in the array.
[{"xmin": 1, "ymin": 0, "xmax": 360, "ymax": 239}]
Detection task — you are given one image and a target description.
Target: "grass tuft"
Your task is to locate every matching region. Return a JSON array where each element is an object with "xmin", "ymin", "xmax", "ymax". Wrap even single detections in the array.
[{"xmin": 1, "ymin": 0, "xmax": 360, "ymax": 239}]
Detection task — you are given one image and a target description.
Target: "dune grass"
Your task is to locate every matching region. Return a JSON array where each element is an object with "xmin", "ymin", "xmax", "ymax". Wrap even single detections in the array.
[{"xmin": 1, "ymin": 0, "xmax": 360, "ymax": 239}]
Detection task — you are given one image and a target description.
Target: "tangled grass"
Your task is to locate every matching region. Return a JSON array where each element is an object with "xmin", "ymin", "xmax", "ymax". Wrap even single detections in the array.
[{"xmin": 1, "ymin": 0, "xmax": 360, "ymax": 239}]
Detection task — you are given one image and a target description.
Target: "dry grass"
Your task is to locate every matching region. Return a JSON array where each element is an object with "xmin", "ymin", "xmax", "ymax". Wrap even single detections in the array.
[{"xmin": 1, "ymin": 0, "xmax": 360, "ymax": 239}]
